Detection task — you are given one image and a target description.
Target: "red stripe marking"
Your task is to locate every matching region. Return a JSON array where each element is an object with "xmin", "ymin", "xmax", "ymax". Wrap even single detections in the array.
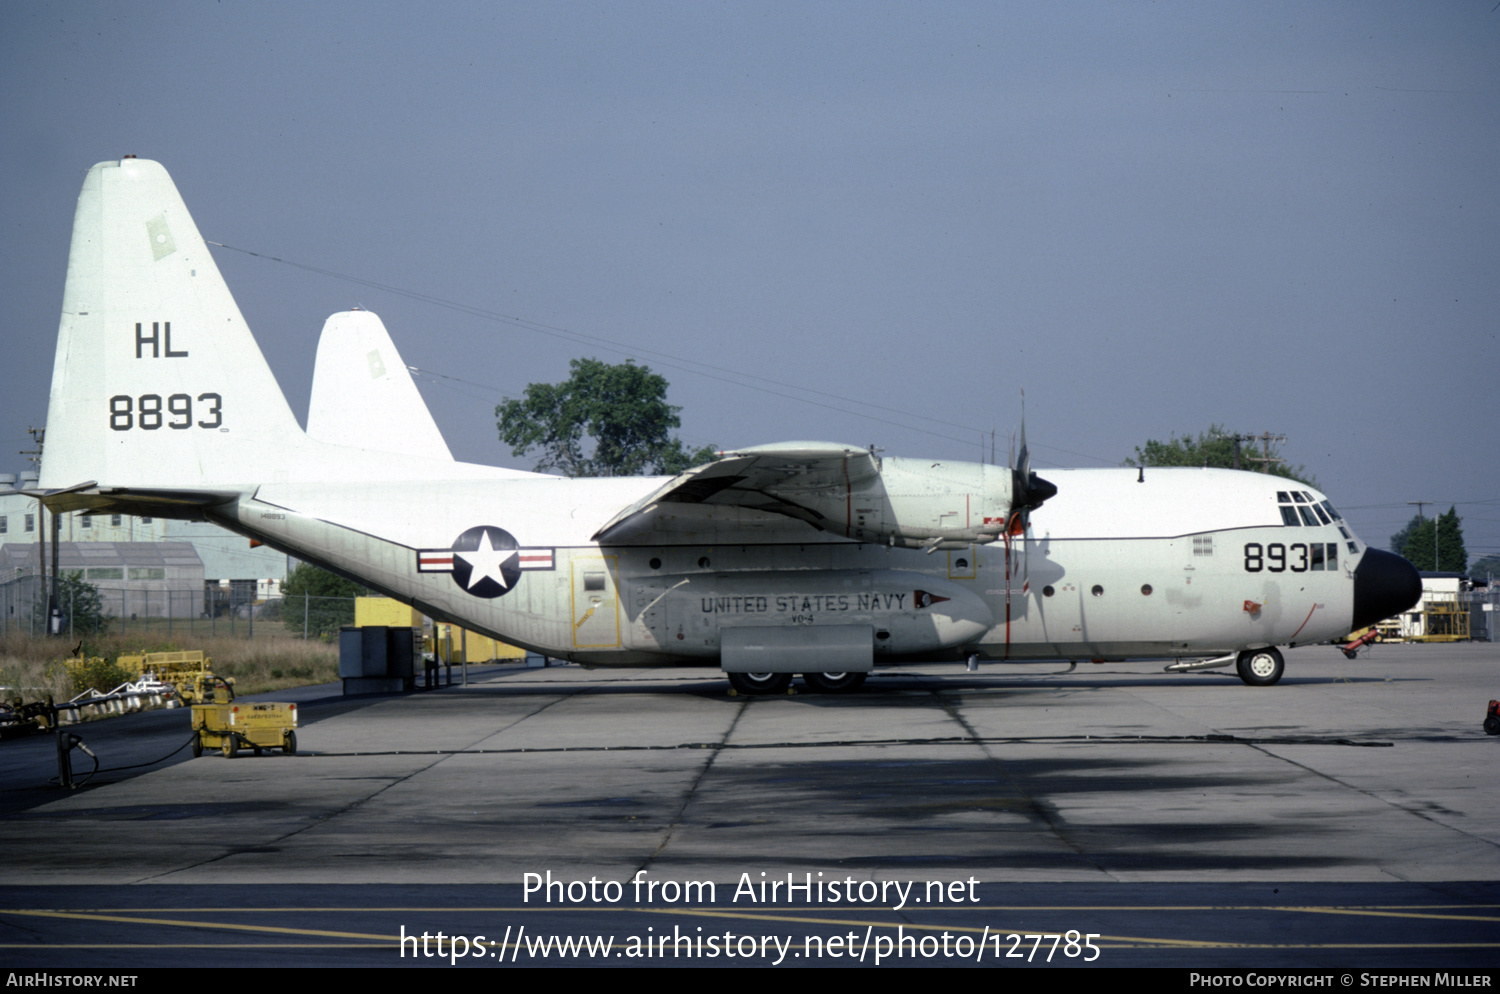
[{"xmin": 1288, "ymin": 604, "xmax": 1318, "ymax": 641}]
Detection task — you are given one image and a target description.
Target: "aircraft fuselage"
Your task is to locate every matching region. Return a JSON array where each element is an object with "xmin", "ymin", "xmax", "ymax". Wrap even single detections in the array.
[{"xmin": 228, "ymin": 466, "xmax": 1372, "ymax": 667}]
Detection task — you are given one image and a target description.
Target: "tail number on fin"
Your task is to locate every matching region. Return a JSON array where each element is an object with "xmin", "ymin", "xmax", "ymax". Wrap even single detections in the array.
[
  {"xmin": 109, "ymin": 393, "xmax": 222, "ymax": 431},
  {"xmin": 135, "ymin": 322, "xmax": 189, "ymax": 359}
]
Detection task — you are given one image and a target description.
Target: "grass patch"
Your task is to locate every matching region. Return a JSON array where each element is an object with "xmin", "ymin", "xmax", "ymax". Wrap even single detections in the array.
[{"xmin": 0, "ymin": 631, "xmax": 339, "ymax": 701}]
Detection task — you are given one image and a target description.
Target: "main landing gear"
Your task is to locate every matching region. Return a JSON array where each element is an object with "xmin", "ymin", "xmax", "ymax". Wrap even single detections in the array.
[
  {"xmin": 726, "ymin": 672, "xmax": 792, "ymax": 695},
  {"xmin": 726, "ymin": 672, "xmax": 869, "ymax": 695},
  {"xmin": 801, "ymin": 672, "xmax": 868, "ymax": 693},
  {"xmin": 1236, "ymin": 647, "xmax": 1284, "ymax": 687}
]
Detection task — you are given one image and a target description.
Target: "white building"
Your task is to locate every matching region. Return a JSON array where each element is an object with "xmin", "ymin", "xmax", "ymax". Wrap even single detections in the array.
[{"xmin": 0, "ymin": 469, "xmax": 288, "ymax": 623}]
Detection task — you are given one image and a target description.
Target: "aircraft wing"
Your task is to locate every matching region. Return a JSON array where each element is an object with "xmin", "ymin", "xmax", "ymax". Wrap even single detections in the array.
[{"xmin": 590, "ymin": 442, "xmax": 881, "ymax": 541}]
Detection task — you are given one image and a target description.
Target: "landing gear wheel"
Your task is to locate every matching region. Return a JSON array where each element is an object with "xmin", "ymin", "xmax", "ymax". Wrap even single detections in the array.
[
  {"xmin": 191, "ymin": 732, "xmax": 203, "ymax": 758},
  {"xmin": 283, "ymin": 731, "xmax": 297, "ymax": 755},
  {"xmin": 223, "ymin": 735, "xmax": 238, "ymax": 759},
  {"xmin": 1236, "ymin": 647, "xmax": 1284, "ymax": 687},
  {"xmin": 727, "ymin": 671, "xmax": 792, "ymax": 695},
  {"xmin": 802, "ymin": 672, "xmax": 868, "ymax": 693}
]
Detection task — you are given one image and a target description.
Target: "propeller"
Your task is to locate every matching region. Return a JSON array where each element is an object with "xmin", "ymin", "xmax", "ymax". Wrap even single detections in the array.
[
  {"xmin": 1001, "ymin": 395, "xmax": 1057, "ymax": 655},
  {"xmin": 1009, "ymin": 404, "xmax": 1058, "ymax": 521}
]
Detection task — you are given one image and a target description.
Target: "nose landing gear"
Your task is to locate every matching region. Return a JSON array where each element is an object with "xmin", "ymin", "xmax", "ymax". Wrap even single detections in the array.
[{"xmin": 1236, "ymin": 647, "xmax": 1284, "ymax": 686}]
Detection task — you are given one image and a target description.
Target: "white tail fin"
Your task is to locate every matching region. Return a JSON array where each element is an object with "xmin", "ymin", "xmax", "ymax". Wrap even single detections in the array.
[
  {"xmin": 307, "ymin": 309, "xmax": 454, "ymax": 460},
  {"xmin": 39, "ymin": 158, "xmax": 537, "ymax": 506},
  {"xmin": 39, "ymin": 158, "xmax": 306, "ymax": 492}
]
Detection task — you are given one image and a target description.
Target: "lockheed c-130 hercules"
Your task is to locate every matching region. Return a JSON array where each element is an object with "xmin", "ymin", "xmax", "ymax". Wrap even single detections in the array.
[{"xmin": 35, "ymin": 159, "xmax": 1422, "ymax": 694}]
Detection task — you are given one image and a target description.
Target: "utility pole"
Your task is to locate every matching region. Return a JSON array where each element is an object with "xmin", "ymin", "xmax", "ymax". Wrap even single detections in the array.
[
  {"xmin": 1213, "ymin": 432, "xmax": 1257, "ymax": 471},
  {"xmin": 1245, "ymin": 432, "xmax": 1287, "ymax": 474},
  {"xmin": 21, "ymin": 428, "xmax": 58, "ymax": 635},
  {"xmin": 1213, "ymin": 431, "xmax": 1286, "ymax": 473}
]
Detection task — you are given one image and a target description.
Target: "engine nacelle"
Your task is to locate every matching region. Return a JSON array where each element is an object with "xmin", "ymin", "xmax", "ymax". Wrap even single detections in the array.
[{"xmin": 755, "ymin": 457, "xmax": 1020, "ymax": 550}]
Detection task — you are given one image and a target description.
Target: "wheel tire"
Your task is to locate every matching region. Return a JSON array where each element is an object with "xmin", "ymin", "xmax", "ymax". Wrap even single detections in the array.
[
  {"xmin": 802, "ymin": 672, "xmax": 868, "ymax": 693},
  {"xmin": 283, "ymin": 731, "xmax": 297, "ymax": 755},
  {"xmin": 1236, "ymin": 647, "xmax": 1285, "ymax": 687},
  {"xmin": 1483, "ymin": 716, "xmax": 1500, "ymax": 736},
  {"xmin": 223, "ymin": 736, "xmax": 238, "ymax": 759},
  {"xmin": 191, "ymin": 732, "xmax": 203, "ymax": 759},
  {"xmin": 727, "ymin": 671, "xmax": 792, "ymax": 695}
]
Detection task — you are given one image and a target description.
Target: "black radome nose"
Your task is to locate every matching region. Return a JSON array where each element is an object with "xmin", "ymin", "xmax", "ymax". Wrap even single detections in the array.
[{"xmin": 1352, "ymin": 548, "xmax": 1423, "ymax": 631}]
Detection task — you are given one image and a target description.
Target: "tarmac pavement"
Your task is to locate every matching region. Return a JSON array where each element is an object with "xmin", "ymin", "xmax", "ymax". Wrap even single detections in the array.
[{"xmin": 1, "ymin": 642, "xmax": 1496, "ymax": 967}]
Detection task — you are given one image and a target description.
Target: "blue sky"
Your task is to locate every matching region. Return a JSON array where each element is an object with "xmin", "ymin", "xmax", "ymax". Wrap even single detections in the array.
[{"xmin": 3, "ymin": 2, "xmax": 1497, "ymax": 561}]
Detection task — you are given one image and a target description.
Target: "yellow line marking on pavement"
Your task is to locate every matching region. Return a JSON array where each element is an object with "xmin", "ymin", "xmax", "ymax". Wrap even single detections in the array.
[
  {"xmin": 2, "ymin": 909, "xmax": 393, "ymax": 942},
  {"xmin": 0, "ymin": 944, "xmax": 388, "ymax": 950},
  {"xmin": 13, "ymin": 903, "xmax": 1496, "ymax": 914},
  {"xmin": 3, "ymin": 904, "xmax": 1496, "ymax": 954},
  {"xmin": 1275, "ymin": 907, "xmax": 1500, "ymax": 923},
  {"xmin": 2, "ymin": 941, "xmax": 1498, "ymax": 952}
]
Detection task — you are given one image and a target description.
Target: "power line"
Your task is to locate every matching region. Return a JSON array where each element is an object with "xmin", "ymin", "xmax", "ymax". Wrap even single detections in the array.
[{"xmin": 208, "ymin": 240, "xmax": 999, "ymax": 449}]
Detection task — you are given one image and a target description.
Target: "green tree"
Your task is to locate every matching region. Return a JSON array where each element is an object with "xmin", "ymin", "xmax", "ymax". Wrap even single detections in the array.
[
  {"xmin": 1399, "ymin": 507, "xmax": 1466, "ymax": 573},
  {"xmin": 497, "ymin": 358, "xmax": 718, "ymax": 477},
  {"xmin": 1466, "ymin": 554, "xmax": 1500, "ymax": 579},
  {"xmin": 1124, "ymin": 425, "xmax": 1315, "ymax": 486},
  {"xmin": 1389, "ymin": 513, "xmax": 1422, "ymax": 557},
  {"xmin": 45, "ymin": 571, "xmax": 111, "ymax": 636},
  {"xmin": 280, "ymin": 563, "xmax": 366, "ymax": 639}
]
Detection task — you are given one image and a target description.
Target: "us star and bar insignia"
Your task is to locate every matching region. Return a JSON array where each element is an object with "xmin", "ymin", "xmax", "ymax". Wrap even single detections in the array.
[{"xmin": 417, "ymin": 525, "xmax": 554, "ymax": 599}]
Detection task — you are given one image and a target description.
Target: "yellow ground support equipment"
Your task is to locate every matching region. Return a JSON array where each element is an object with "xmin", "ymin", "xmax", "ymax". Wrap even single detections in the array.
[
  {"xmin": 354, "ymin": 596, "xmax": 423, "ymax": 628},
  {"xmin": 427, "ymin": 625, "xmax": 527, "ymax": 664},
  {"xmin": 118, "ymin": 650, "xmax": 212, "ymax": 702},
  {"xmin": 189, "ymin": 676, "xmax": 298, "ymax": 758},
  {"xmin": 1413, "ymin": 591, "xmax": 1470, "ymax": 642}
]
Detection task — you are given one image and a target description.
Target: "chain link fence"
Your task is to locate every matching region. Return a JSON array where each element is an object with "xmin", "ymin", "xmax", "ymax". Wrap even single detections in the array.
[{"xmin": 0, "ymin": 571, "xmax": 357, "ymax": 641}]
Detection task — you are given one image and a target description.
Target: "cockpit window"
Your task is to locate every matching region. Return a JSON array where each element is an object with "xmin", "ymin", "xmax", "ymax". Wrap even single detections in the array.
[{"xmin": 1278, "ymin": 492, "xmax": 1335, "ymax": 528}]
